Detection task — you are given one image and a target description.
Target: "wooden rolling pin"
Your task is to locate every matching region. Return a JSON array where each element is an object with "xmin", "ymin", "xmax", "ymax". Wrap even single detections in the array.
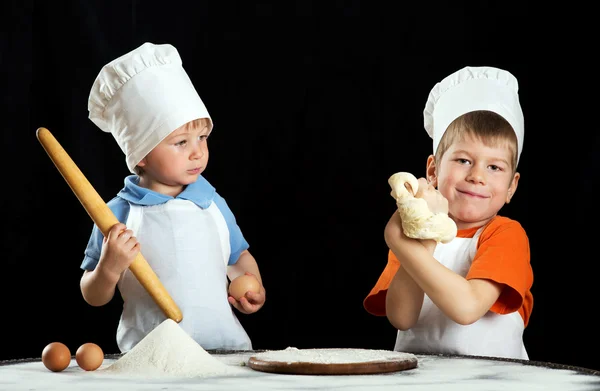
[{"xmin": 36, "ymin": 127, "xmax": 183, "ymax": 323}]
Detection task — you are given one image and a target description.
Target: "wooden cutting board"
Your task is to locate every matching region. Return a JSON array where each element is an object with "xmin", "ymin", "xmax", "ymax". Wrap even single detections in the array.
[{"xmin": 247, "ymin": 348, "xmax": 418, "ymax": 375}]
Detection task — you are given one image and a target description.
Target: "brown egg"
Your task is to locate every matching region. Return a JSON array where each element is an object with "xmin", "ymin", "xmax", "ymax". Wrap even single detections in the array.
[
  {"xmin": 75, "ymin": 343, "xmax": 104, "ymax": 371},
  {"xmin": 229, "ymin": 274, "xmax": 260, "ymax": 300},
  {"xmin": 41, "ymin": 342, "xmax": 71, "ymax": 372}
]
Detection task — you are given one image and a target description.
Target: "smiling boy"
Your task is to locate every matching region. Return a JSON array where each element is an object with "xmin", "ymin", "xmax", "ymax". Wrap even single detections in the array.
[{"xmin": 364, "ymin": 66, "xmax": 533, "ymax": 360}]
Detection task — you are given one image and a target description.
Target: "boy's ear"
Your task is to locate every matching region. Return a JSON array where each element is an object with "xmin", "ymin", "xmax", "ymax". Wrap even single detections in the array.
[
  {"xmin": 426, "ymin": 155, "xmax": 438, "ymax": 187},
  {"xmin": 506, "ymin": 172, "xmax": 520, "ymax": 204}
]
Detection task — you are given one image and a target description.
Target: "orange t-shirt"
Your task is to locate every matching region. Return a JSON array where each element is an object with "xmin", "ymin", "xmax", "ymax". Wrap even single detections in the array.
[{"xmin": 363, "ymin": 216, "xmax": 534, "ymax": 327}]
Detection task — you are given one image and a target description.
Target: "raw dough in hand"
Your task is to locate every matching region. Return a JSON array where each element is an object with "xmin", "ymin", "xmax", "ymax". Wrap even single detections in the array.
[{"xmin": 388, "ymin": 172, "xmax": 457, "ymax": 244}]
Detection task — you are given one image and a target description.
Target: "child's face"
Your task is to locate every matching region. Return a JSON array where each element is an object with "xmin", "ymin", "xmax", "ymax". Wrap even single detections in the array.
[
  {"xmin": 431, "ymin": 134, "xmax": 519, "ymax": 230},
  {"xmin": 137, "ymin": 119, "xmax": 211, "ymax": 195}
]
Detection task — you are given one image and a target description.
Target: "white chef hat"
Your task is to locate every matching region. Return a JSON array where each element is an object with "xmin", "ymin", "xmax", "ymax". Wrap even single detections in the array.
[
  {"xmin": 423, "ymin": 66, "xmax": 524, "ymax": 164},
  {"xmin": 88, "ymin": 42, "xmax": 213, "ymax": 173}
]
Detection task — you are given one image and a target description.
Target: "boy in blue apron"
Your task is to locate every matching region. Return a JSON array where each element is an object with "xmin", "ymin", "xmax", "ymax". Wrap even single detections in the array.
[{"xmin": 81, "ymin": 42, "xmax": 265, "ymax": 353}]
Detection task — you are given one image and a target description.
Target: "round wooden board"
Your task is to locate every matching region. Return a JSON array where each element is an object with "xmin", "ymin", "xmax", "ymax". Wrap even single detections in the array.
[{"xmin": 247, "ymin": 348, "xmax": 418, "ymax": 375}]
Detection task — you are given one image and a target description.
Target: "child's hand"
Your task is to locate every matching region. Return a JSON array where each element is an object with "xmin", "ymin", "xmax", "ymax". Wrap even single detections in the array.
[
  {"xmin": 384, "ymin": 211, "xmax": 404, "ymax": 245},
  {"xmin": 385, "ymin": 209, "xmax": 437, "ymax": 253},
  {"xmin": 227, "ymin": 273, "xmax": 266, "ymax": 315},
  {"xmin": 97, "ymin": 223, "xmax": 140, "ymax": 281},
  {"xmin": 414, "ymin": 177, "xmax": 448, "ymax": 215}
]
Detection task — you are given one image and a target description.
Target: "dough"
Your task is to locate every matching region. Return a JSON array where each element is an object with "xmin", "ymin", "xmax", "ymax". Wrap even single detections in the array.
[{"xmin": 388, "ymin": 172, "xmax": 457, "ymax": 244}]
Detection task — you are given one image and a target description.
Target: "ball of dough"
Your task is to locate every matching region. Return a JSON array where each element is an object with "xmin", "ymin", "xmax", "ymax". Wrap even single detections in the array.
[{"xmin": 388, "ymin": 172, "xmax": 457, "ymax": 244}]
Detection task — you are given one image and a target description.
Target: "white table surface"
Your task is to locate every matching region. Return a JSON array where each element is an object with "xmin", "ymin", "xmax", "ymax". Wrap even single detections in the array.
[{"xmin": 1, "ymin": 350, "xmax": 599, "ymax": 391}]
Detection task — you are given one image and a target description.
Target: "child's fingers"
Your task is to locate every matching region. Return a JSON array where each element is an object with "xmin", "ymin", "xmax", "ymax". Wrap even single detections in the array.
[
  {"xmin": 245, "ymin": 290, "xmax": 265, "ymax": 304},
  {"xmin": 107, "ymin": 223, "xmax": 126, "ymax": 238},
  {"xmin": 126, "ymin": 242, "xmax": 140, "ymax": 258},
  {"xmin": 229, "ymin": 296, "xmax": 252, "ymax": 314},
  {"xmin": 117, "ymin": 229, "xmax": 135, "ymax": 243},
  {"xmin": 124, "ymin": 235, "xmax": 139, "ymax": 251},
  {"xmin": 415, "ymin": 178, "xmax": 428, "ymax": 197},
  {"xmin": 238, "ymin": 297, "xmax": 255, "ymax": 313},
  {"xmin": 229, "ymin": 293, "xmax": 263, "ymax": 314},
  {"xmin": 228, "ymin": 296, "xmax": 241, "ymax": 310}
]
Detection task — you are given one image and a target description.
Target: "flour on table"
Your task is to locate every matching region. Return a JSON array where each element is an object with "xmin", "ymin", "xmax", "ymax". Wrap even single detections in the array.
[
  {"xmin": 102, "ymin": 319, "xmax": 243, "ymax": 378},
  {"xmin": 251, "ymin": 347, "xmax": 418, "ymax": 364}
]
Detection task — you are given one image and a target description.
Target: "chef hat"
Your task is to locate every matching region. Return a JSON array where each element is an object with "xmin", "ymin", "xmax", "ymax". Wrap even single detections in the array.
[
  {"xmin": 423, "ymin": 66, "xmax": 524, "ymax": 164},
  {"xmin": 88, "ymin": 42, "xmax": 212, "ymax": 173}
]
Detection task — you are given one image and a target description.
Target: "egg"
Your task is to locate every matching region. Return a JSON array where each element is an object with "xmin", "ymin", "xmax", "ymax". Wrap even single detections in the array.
[
  {"xmin": 41, "ymin": 342, "xmax": 71, "ymax": 372},
  {"xmin": 75, "ymin": 342, "xmax": 104, "ymax": 371},
  {"xmin": 229, "ymin": 274, "xmax": 260, "ymax": 300}
]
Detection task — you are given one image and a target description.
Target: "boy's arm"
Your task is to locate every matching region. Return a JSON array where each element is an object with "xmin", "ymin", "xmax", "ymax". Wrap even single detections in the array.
[
  {"xmin": 384, "ymin": 212, "xmax": 502, "ymax": 326},
  {"xmin": 80, "ymin": 267, "xmax": 120, "ymax": 306},
  {"xmin": 227, "ymin": 250, "xmax": 263, "ymax": 285},
  {"xmin": 385, "ymin": 245, "xmax": 429, "ymax": 331},
  {"xmin": 227, "ymin": 250, "xmax": 266, "ymax": 314},
  {"xmin": 80, "ymin": 223, "xmax": 139, "ymax": 306}
]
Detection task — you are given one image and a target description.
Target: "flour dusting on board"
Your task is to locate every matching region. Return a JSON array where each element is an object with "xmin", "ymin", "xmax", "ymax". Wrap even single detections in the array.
[{"xmin": 251, "ymin": 347, "xmax": 418, "ymax": 364}]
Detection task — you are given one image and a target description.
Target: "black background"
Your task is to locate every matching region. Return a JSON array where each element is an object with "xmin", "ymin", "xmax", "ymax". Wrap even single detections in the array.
[{"xmin": 2, "ymin": 0, "xmax": 598, "ymax": 371}]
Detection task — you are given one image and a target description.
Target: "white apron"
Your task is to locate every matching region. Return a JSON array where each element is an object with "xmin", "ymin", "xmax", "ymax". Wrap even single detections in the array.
[
  {"xmin": 394, "ymin": 227, "xmax": 528, "ymax": 359},
  {"xmin": 115, "ymin": 199, "xmax": 252, "ymax": 352}
]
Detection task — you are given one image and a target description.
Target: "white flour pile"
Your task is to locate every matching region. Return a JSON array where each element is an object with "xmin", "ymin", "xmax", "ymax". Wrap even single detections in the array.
[
  {"xmin": 102, "ymin": 319, "xmax": 243, "ymax": 378},
  {"xmin": 251, "ymin": 347, "xmax": 417, "ymax": 364}
]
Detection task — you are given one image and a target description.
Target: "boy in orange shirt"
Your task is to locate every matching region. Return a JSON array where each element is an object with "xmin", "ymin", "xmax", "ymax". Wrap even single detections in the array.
[{"xmin": 363, "ymin": 66, "xmax": 533, "ymax": 359}]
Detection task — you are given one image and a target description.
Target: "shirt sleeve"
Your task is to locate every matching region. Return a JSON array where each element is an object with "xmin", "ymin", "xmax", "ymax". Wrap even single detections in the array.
[
  {"xmin": 466, "ymin": 217, "xmax": 534, "ymax": 326},
  {"xmin": 363, "ymin": 250, "xmax": 400, "ymax": 316},
  {"xmin": 212, "ymin": 193, "xmax": 250, "ymax": 265},
  {"xmin": 80, "ymin": 197, "xmax": 131, "ymax": 271}
]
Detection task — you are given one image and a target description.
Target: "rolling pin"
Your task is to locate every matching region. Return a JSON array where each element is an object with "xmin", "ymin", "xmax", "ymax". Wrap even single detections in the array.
[{"xmin": 36, "ymin": 127, "xmax": 183, "ymax": 323}]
